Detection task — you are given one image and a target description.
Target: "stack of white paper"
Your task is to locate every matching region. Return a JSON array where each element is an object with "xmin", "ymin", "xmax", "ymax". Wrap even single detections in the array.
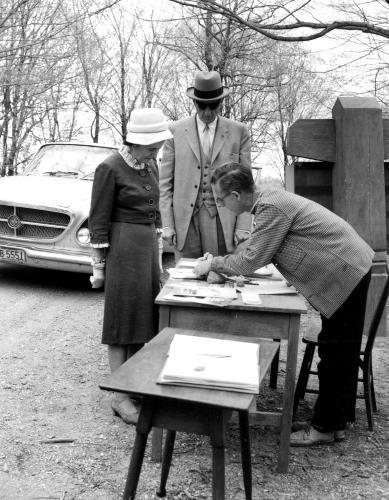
[
  {"xmin": 166, "ymin": 284, "xmax": 237, "ymax": 300},
  {"xmin": 158, "ymin": 334, "xmax": 260, "ymax": 393}
]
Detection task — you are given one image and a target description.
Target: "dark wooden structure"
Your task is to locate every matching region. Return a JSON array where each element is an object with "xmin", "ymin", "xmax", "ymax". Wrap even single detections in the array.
[{"xmin": 286, "ymin": 96, "xmax": 388, "ymax": 336}]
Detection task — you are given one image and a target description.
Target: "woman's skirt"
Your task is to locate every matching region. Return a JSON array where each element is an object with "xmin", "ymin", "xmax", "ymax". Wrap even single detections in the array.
[{"xmin": 101, "ymin": 222, "xmax": 160, "ymax": 345}]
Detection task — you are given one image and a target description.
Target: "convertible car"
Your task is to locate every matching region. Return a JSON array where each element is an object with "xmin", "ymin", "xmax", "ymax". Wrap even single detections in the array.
[{"xmin": 0, "ymin": 142, "xmax": 116, "ymax": 273}]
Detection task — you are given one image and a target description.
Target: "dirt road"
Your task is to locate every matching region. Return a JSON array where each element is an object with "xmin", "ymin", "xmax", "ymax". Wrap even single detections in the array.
[{"xmin": 0, "ymin": 260, "xmax": 388, "ymax": 499}]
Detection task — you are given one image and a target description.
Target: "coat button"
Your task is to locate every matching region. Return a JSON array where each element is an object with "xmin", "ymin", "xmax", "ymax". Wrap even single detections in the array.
[
  {"xmin": 194, "ymin": 185, "xmax": 198, "ymax": 188},
  {"xmin": 148, "ymin": 212, "xmax": 154, "ymax": 219},
  {"xmin": 148, "ymin": 199, "xmax": 154, "ymax": 205},
  {"xmin": 144, "ymin": 184, "xmax": 151, "ymax": 191},
  {"xmin": 190, "ymin": 203, "xmax": 194, "ymax": 207},
  {"xmin": 197, "ymin": 165, "xmax": 200, "ymax": 169}
]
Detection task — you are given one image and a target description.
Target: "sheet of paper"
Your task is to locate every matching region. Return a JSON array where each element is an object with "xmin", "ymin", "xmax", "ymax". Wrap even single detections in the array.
[
  {"xmin": 162, "ymin": 293, "xmax": 229, "ymax": 307},
  {"xmin": 177, "ymin": 258, "xmax": 197, "ymax": 268},
  {"xmin": 241, "ymin": 291, "xmax": 262, "ymax": 305},
  {"xmin": 242, "ymin": 281, "xmax": 297, "ymax": 295},
  {"xmin": 253, "ymin": 265, "xmax": 273, "ymax": 277},
  {"xmin": 168, "ymin": 268, "xmax": 199, "ymax": 279}
]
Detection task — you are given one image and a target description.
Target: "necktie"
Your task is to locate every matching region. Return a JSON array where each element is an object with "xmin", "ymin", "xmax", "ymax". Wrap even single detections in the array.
[{"xmin": 203, "ymin": 124, "xmax": 211, "ymax": 158}]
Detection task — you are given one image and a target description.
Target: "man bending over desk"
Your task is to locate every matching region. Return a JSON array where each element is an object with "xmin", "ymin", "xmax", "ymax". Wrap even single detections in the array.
[{"xmin": 193, "ymin": 162, "xmax": 374, "ymax": 447}]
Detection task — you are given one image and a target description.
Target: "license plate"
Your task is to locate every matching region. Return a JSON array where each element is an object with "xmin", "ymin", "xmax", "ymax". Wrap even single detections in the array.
[{"xmin": 0, "ymin": 247, "xmax": 27, "ymax": 263}]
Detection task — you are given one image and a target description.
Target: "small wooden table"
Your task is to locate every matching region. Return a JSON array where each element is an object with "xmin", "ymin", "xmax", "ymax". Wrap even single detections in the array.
[
  {"xmin": 155, "ymin": 261, "xmax": 307, "ymax": 472},
  {"xmin": 100, "ymin": 327, "xmax": 279, "ymax": 500}
]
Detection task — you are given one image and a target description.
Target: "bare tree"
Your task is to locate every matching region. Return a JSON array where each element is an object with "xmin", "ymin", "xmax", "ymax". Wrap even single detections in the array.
[
  {"xmin": 0, "ymin": 0, "xmax": 70, "ymax": 175},
  {"xmin": 266, "ymin": 44, "xmax": 332, "ymax": 184},
  {"xmin": 69, "ymin": 7, "xmax": 113, "ymax": 143},
  {"xmin": 160, "ymin": 0, "xmax": 302, "ymax": 162}
]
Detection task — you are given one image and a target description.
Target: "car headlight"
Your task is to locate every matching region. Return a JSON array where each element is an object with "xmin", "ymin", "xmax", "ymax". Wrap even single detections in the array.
[{"xmin": 77, "ymin": 227, "xmax": 90, "ymax": 245}]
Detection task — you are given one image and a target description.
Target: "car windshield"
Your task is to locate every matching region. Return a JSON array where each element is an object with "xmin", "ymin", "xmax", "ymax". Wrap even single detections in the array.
[{"xmin": 24, "ymin": 144, "xmax": 116, "ymax": 179}]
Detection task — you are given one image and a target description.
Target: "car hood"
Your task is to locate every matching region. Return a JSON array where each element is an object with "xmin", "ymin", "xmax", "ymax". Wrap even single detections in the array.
[{"xmin": 0, "ymin": 176, "xmax": 92, "ymax": 211}]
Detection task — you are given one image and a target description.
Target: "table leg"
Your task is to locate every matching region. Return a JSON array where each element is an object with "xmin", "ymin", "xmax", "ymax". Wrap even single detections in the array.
[
  {"xmin": 152, "ymin": 305, "xmax": 171, "ymax": 463},
  {"xmin": 156, "ymin": 430, "xmax": 176, "ymax": 498},
  {"xmin": 123, "ymin": 402, "xmax": 154, "ymax": 500},
  {"xmin": 152, "ymin": 428, "xmax": 163, "ymax": 462},
  {"xmin": 277, "ymin": 315, "xmax": 300, "ymax": 473},
  {"xmin": 239, "ymin": 411, "xmax": 252, "ymax": 500},
  {"xmin": 270, "ymin": 339, "xmax": 281, "ymax": 389},
  {"xmin": 210, "ymin": 409, "xmax": 226, "ymax": 500}
]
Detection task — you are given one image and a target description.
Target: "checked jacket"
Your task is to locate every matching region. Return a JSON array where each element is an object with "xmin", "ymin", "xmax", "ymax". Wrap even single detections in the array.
[{"xmin": 211, "ymin": 190, "xmax": 374, "ymax": 318}]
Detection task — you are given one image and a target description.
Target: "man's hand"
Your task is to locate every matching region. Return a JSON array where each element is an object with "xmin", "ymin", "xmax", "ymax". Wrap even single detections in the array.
[
  {"xmin": 193, "ymin": 254, "xmax": 213, "ymax": 277},
  {"xmin": 234, "ymin": 229, "xmax": 251, "ymax": 247},
  {"xmin": 162, "ymin": 227, "xmax": 177, "ymax": 247}
]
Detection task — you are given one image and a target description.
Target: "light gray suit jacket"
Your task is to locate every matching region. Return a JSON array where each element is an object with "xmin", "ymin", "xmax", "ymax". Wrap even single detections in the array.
[
  {"xmin": 212, "ymin": 190, "xmax": 374, "ymax": 318},
  {"xmin": 160, "ymin": 115, "xmax": 251, "ymax": 252}
]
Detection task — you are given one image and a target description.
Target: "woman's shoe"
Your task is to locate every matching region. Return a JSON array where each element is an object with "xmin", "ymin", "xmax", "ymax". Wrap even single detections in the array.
[
  {"xmin": 334, "ymin": 429, "xmax": 346, "ymax": 442},
  {"xmin": 111, "ymin": 396, "xmax": 139, "ymax": 425}
]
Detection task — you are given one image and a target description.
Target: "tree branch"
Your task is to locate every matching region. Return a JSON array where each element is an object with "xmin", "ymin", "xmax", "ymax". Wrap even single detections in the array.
[{"xmin": 167, "ymin": 0, "xmax": 389, "ymax": 42}]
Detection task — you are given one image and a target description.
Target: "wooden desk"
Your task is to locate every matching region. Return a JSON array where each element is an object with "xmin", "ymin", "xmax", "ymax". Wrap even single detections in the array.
[
  {"xmin": 100, "ymin": 327, "xmax": 279, "ymax": 500},
  {"xmin": 155, "ymin": 263, "xmax": 307, "ymax": 472}
]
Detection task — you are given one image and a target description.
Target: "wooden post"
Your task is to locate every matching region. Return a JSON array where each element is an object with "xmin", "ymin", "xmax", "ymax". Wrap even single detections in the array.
[
  {"xmin": 332, "ymin": 96, "xmax": 386, "ymax": 255},
  {"xmin": 287, "ymin": 96, "xmax": 388, "ymax": 335},
  {"xmin": 332, "ymin": 97, "xmax": 387, "ymax": 335}
]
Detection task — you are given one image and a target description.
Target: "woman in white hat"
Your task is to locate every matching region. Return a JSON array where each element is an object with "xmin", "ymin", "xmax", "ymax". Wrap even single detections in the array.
[{"xmin": 89, "ymin": 108, "xmax": 172, "ymax": 424}]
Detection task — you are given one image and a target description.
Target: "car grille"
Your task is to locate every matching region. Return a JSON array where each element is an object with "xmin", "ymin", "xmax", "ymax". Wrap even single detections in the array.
[{"xmin": 0, "ymin": 205, "xmax": 71, "ymax": 239}]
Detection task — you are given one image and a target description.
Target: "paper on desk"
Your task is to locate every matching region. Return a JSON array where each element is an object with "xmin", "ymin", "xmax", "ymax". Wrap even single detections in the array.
[
  {"xmin": 253, "ymin": 265, "xmax": 273, "ymax": 277},
  {"xmin": 176, "ymin": 258, "xmax": 197, "ymax": 268},
  {"xmin": 168, "ymin": 268, "xmax": 199, "ymax": 279},
  {"xmin": 158, "ymin": 334, "xmax": 260, "ymax": 393},
  {"xmin": 241, "ymin": 291, "xmax": 262, "ymax": 305},
  {"xmin": 165, "ymin": 283, "xmax": 237, "ymax": 300},
  {"xmin": 163, "ymin": 293, "xmax": 230, "ymax": 307},
  {"xmin": 243, "ymin": 281, "xmax": 297, "ymax": 295}
]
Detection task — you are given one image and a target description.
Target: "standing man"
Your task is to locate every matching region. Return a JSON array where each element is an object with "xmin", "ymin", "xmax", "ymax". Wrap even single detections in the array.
[
  {"xmin": 160, "ymin": 71, "xmax": 252, "ymax": 261},
  {"xmin": 194, "ymin": 163, "xmax": 374, "ymax": 446}
]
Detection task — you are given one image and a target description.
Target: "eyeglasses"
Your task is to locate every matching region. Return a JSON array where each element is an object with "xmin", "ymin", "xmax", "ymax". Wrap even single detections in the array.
[
  {"xmin": 195, "ymin": 100, "xmax": 221, "ymax": 110},
  {"xmin": 215, "ymin": 192, "xmax": 231, "ymax": 206}
]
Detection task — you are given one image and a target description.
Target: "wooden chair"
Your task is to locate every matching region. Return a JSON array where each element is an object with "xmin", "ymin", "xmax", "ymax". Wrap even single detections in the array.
[{"xmin": 293, "ymin": 268, "xmax": 389, "ymax": 429}]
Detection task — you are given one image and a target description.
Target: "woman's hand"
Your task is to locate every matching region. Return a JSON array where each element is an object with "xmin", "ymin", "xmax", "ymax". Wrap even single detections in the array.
[
  {"xmin": 90, "ymin": 262, "xmax": 105, "ymax": 289},
  {"xmin": 162, "ymin": 227, "xmax": 176, "ymax": 247}
]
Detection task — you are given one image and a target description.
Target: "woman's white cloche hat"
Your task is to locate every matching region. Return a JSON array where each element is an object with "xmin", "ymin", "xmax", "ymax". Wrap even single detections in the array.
[{"xmin": 126, "ymin": 108, "xmax": 172, "ymax": 145}]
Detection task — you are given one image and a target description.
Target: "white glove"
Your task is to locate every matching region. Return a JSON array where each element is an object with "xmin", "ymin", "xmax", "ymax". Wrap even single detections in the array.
[
  {"xmin": 90, "ymin": 262, "xmax": 105, "ymax": 289},
  {"xmin": 158, "ymin": 233, "xmax": 164, "ymax": 272}
]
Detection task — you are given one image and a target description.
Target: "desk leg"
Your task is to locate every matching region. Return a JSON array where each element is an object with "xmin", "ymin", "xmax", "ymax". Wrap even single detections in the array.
[
  {"xmin": 210, "ymin": 409, "xmax": 226, "ymax": 500},
  {"xmin": 270, "ymin": 339, "xmax": 281, "ymax": 389},
  {"xmin": 239, "ymin": 411, "xmax": 252, "ymax": 500},
  {"xmin": 156, "ymin": 430, "xmax": 176, "ymax": 498},
  {"xmin": 151, "ymin": 305, "xmax": 171, "ymax": 463},
  {"xmin": 277, "ymin": 315, "xmax": 300, "ymax": 473},
  {"xmin": 123, "ymin": 402, "xmax": 154, "ymax": 500},
  {"xmin": 151, "ymin": 428, "xmax": 163, "ymax": 462}
]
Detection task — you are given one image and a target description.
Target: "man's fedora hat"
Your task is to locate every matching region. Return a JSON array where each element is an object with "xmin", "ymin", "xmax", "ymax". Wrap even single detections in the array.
[
  {"xmin": 186, "ymin": 71, "xmax": 230, "ymax": 102},
  {"xmin": 126, "ymin": 108, "xmax": 172, "ymax": 145}
]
